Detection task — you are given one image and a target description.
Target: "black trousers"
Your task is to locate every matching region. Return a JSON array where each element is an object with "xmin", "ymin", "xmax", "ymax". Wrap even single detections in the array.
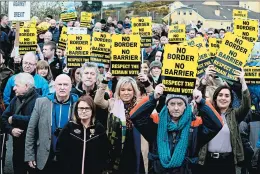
[
  {"xmin": 13, "ymin": 136, "xmax": 36, "ymax": 174},
  {"xmin": 36, "ymin": 157, "xmax": 62, "ymax": 174},
  {"xmin": 203, "ymin": 152, "xmax": 236, "ymax": 174}
]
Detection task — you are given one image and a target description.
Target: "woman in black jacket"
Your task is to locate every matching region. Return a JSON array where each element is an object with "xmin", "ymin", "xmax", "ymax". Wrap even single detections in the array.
[{"xmin": 57, "ymin": 95, "xmax": 109, "ymax": 174}]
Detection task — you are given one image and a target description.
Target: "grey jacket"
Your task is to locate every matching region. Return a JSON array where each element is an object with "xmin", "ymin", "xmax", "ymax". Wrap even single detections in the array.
[{"xmin": 24, "ymin": 97, "xmax": 53, "ymax": 170}]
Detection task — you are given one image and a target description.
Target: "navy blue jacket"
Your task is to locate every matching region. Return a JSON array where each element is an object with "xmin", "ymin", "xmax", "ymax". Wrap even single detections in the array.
[
  {"xmin": 48, "ymin": 27, "xmax": 60, "ymax": 43},
  {"xmin": 130, "ymin": 94, "xmax": 223, "ymax": 174},
  {"xmin": 1, "ymin": 89, "xmax": 40, "ymax": 134}
]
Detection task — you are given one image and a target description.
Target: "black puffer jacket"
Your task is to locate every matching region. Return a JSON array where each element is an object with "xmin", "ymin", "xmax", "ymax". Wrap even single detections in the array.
[{"xmin": 57, "ymin": 121, "xmax": 109, "ymax": 174}]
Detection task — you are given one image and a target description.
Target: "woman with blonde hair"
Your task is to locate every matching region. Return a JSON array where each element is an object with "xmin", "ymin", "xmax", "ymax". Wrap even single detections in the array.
[
  {"xmin": 94, "ymin": 72, "xmax": 153, "ymax": 174},
  {"xmin": 36, "ymin": 60, "xmax": 55, "ymax": 93},
  {"xmin": 57, "ymin": 95, "xmax": 109, "ymax": 174}
]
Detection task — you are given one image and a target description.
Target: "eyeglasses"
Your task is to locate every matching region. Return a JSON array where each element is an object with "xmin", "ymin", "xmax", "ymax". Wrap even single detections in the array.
[
  {"xmin": 78, "ymin": 107, "xmax": 92, "ymax": 112},
  {"xmin": 207, "ymin": 33, "xmax": 213, "ymax": 35},
  {"xmin": 23, "ymin": 61, "xmax": 36, "ymax": 66}
]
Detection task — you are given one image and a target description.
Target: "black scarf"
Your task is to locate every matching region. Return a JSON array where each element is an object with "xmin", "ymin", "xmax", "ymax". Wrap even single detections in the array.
[{"xmin": 15, "ymin": 87, "xmax": 37, "ymax": 114}]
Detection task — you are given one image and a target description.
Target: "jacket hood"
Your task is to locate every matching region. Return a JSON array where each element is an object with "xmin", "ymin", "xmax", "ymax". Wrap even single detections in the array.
[{"xmin": 46, "ymin": 92, "xmax": 78, "ymax": 103}]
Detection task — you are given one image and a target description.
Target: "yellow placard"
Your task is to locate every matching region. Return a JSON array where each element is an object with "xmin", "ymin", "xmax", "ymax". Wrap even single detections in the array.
[
  {"xmin": 162, "ymin": 44, "xmax": 199, "ymax": 94},
  {"xmin": 162, "ymin": 44, "xmax": 199, "ymax": 78},
  {"xmin": 58, "ymin": 27, "xmax": 68, "ymax": 50},
  {"xmin": 60, "ymin": 12, "xmax": 77, "ymax": 22},
  {"xmin": 67, "ymin": 35, "xmax": 91, "ymax": 56},
  {"xmin": 66, "ymin": 34, "xmax": 91, "ymax": 68},
  {"xmin": 19, "ymin": 28, "xmax": 37, "ymax": 55},
  {"xmin": 111, "ymin": 34, "xmax": 141, "ymax": 76},
  {"xmin": 180, "ymin": 37, "xmax": 206, "ymax": 49},
  {"xmin": 234, "ymin": 18, "xmax": 259, "ymax": 43},
  {"xmin": 111, "ymin": 34, "xmax": 141, "ymax": 62},
  {"xmin": 168, "ymin": 24, "xmax": 186, "ymax": 43},
  {"xmin": 209, "ymin": 38, "xmax": 222, "ymax": 57},
  {"xmin": 233, "ymin": 9, "xmax": 248, "ymax": 19},
  {"xmin": 81, "ymin": 12, "xmax": 92, "ymax": 27},
  {"xmin": 19, "ymin": 28, "xmax": 37, "ymax": 44},
  {"xmin": 213, "ymin": 33, "xmax": 254, "ymax": 81},
  {"xmin": 131, "ymin": 17, "xmax": 152, "ymax": 37},
  {"xmin": 91, "ymin": 32, "xmax": 111, "ymax": 54},
  {"xmin": 244, "ymin": 66, "xmax": 260, "ymax": 84}
]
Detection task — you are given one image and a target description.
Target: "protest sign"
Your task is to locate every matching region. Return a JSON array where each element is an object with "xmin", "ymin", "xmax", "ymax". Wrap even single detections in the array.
[
  {"xmin": 213, "ymin": 33, "xmax": 254, "ymax": 81},
  {"xmin": 209, "ymin": 38, "xmax": 222, "ymax": 57},
  {"xmin": 111, "ymin": 34, "xmax": 141, "ymax": 76},
  {"xmin": 60, "ymin": 12, "xmax": 77, "ymax": 22},
  {"xmin": 66, "ymin": 34, "xmax": 91, "ymax": 68},
  {"xmin": 19, "ymin": 27, "xmax": 37, "ymax": 55},
  {"xmin": 91, "ymin": 32, "xmax": 111, "ymax": 64},
  {"xmin": 197, "ymin": 47, "xmax": 212, "ymax": 77},
  {"xmin": 234, "ymin": 18, "xmax": 259, "ymax": 43},
  {"xmin": 162, "ymin": 44, "xmax": 199, "ymax": 95},
  {"xmin": 58, "ymin": 27, "xmax": 68, "ymax": 50},
  {"xmin": 67, "ymin": 27, "xmax": 88, "ymax": 34},
  {"xmin": 244, "ymin": 66, "xmax": 260, "ymax": 84},
  {"xmin": 80, "ymin": 12, "xmax": 92, "ymax": 28},
  {"xmin": 180, "ymin": 37, "xmax": 206, "ymax": 49},
  {"xmin": 168, "ymin": 24, "xmax": 186, "ymax": 43},
  {"xmin": 8, "ymin": 1, "xmax": 30, "ymax": 21},
  {"xmin": 233, "ymin": 9, "xmax": 248, "ymax": 20},
  {"xmin": 132, "ymin": 17, "xmax": 152, "ymax": 48}
]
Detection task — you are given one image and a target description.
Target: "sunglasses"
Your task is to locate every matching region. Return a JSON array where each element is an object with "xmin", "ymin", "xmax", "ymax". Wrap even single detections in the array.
[{"xmin": 208, "ymin": 33, "xmax": 213, "ymax": 35}]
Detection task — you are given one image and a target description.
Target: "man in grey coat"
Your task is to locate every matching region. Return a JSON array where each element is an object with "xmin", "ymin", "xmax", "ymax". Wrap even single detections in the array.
[{"xmin": 24, "ymin": 74, "xmax": 78, "ymax": 174}]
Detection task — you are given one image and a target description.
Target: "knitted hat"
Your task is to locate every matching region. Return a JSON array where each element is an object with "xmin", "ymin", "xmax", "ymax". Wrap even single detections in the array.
[
  {"xmin": 165, "ymin": 94, "xmax": 188, "ymax": 106},
  {"xmin": 149, "ymin": 61, "xmax": 162, "ymax": 69}
]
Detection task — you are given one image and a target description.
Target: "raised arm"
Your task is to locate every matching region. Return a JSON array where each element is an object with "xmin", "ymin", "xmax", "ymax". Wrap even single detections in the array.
[
  {"xmin": 94, "ymin": 72, "xmax": 112, "ymax": 110},
  {"xmin": 130, "ymin": 84, "xmax": 164, "ymax": 143},
  {"xmin": 233, "ymin": 68, "xmax": 251, "ymax": 123}
]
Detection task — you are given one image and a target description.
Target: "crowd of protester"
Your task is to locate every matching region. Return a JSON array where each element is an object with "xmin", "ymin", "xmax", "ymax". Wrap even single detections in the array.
[{"xmin": 0, "ymin": 12, "xmax": 259, "ymax": 174}]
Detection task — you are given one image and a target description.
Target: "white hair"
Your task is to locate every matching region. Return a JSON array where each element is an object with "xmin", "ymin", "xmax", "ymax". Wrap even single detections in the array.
[{"xmin": 14, "ymin": 73, "xmax": 35, "ymax": 88}]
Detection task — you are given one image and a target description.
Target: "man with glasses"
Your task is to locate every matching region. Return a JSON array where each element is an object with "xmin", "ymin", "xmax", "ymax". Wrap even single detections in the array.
[
  {"xmin": 25, "ymin": 74, "xmax": 78, "ymax": 174},
  {"xmin": 3, "ymin": 52, "xmax": 49, "ymax": 106}
]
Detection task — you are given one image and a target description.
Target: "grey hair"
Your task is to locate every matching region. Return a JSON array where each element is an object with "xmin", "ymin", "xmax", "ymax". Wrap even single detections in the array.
[
  {"xmin": 23, "ymin": 51, "xmax": 38, "ymax": 62},
  {"xmin": 14, "ymin": 73, "xmax": 35, "ymax": 88},
  {"xmin": 114, "ymin": 77, "xmax": 140, "ymax": 100},
  {"xmin": 80, "ymin": 62, "xmax": 99, "ymax": 79}
]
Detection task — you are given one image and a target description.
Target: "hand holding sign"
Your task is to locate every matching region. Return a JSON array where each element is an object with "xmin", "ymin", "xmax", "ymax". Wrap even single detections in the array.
[
  {"xmin": 138, "ymin": 73, "xmax": 148, "ymax": 82},
  {"xmin": 193, "ymin": 89, "xmax": 202, "ymax": 103},
  {"xmin": 205, "ymin": 65, "xmax": 216, "ymax": 77},
  {"xmin": 234, "ymin": 68, "xmax": 245, "ymax": 84},
  {"xmin": 154, "ymin": 84, "xmax": 165, "ymax": 99},
  {"xmin": 104, "ymin": 71, "xmax": 113, "ymax": 81}
]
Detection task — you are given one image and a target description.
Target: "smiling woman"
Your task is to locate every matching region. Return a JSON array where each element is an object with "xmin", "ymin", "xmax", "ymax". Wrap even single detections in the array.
[
  {"xmin": 94, "ymin": 73, "xmax": 154, "ymax": 173},
  {"xmin": 201, "ymin": 68, "xmax": 251, "ymax": 174}
]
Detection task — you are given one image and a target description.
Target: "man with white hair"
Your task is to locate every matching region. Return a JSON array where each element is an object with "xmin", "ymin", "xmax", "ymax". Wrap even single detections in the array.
[{"xmin": 2, "ymin": 72, "xmax": 40, "ymax": 174}]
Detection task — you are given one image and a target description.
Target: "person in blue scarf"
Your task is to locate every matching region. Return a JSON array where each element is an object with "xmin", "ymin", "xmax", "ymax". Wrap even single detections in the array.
[{"xmin": 130, "ymin": 84, "xmax": 223, "ymax": 174}]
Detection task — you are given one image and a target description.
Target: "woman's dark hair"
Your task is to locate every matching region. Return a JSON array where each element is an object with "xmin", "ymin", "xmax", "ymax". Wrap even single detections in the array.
[
  {"xmin": 212, "ymin": 85, "xmax": 234, "ymax": 113},
  {"xmin": 74, "ymin": 96, "xmax": 96, "ymax": 125},
  {"xmin": 70, "ymin": 68, "xmax": 80, "ymax": 86}
]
